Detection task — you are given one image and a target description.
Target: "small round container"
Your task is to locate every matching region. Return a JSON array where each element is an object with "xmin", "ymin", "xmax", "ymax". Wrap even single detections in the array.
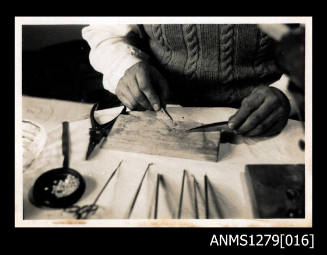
[{"xmin": 32, "ymin": 168, "xmax": 86, "ymax": 208}]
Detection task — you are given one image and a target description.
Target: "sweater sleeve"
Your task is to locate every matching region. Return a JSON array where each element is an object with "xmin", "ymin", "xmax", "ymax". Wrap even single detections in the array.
[{"xmin": 82, "ymin": 25, "xmax": 143, "ymax": 94}]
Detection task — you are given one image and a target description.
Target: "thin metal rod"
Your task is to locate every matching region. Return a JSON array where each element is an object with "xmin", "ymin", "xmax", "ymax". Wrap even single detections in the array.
[
  {"xmin": 177, "ymin": 170, "xmax": 187, "ymax": 219},
  {"xmin": 154, "ymin": 174, "xmax": 161, "ymax": 219},
  {"xmin": 62, "ymin": 121, "xmax": 70, "ymax": 169},
  {"xmin": 92, "ymin": 160, "xmax": 123, "ymax": 205},
  {"xmin": 127, "ymin": 163, "xmax": 153, "ymax": 218},
  {"xmin": 192, "ymin": 175, "xmax": 199, "ymax": 219},
  {"xmin": 64, "ymin": 161, "xmax": 122, "ymax": 220},
  {"xmin": 204, "ymin": 174, "xmax": 209, "ymax": 219}
]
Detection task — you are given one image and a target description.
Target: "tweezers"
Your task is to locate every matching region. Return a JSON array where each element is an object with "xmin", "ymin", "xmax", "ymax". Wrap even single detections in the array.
[{"xmin": 186, "ymin": 121, "xmax": 229, "ymax": 133}]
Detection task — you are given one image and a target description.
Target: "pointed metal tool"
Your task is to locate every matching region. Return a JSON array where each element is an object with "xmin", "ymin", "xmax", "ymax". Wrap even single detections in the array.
[
  {"xmin": 177, "ymin": 170, "xmax": 187, "ymax": 219},
  {"xmin": 154, "ymin": 173, "xmax": 161, "ymax": 219},
  {"xmin": 186, "ymin": 121, "xmax": 229, "ymax": 133},
  {"xmin": 192, "ymin": 175, "xmax": 199, "ymax": 219},
  {"xmin": 127, "ymin": 163, "xmax": 153, "ymax": 218},
  {"xmin": 161, "ymin": 107, "xmax": 174, "ymax": 124},
  {"xmin": 204, "ymin": 174, "xmax": 209, "ymax": 219}
]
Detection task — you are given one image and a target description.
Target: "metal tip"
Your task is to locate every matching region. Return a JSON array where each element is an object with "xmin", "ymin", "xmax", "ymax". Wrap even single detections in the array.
[
  {"xmin": 161, "ymin": 107, "xmax": 174, "ymax": 123},
  {"xmin": 85, "ymin": 143, "xmax": 95, "ymax": 160},
  {"xmin": 185, "ymin": 127, "xmax": 197, "ymax": 133}
]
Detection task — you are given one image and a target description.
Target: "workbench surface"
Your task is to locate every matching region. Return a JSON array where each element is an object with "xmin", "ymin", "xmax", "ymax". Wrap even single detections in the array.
[{"xmin": 17, "ymin": 96, "xmax": 308, "ymax": 227}]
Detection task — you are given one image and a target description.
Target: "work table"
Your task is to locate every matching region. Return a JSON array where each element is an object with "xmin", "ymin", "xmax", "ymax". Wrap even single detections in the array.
[{"xmin": 17, "ymin": 96, "xmax": 308, "ymax": 227}]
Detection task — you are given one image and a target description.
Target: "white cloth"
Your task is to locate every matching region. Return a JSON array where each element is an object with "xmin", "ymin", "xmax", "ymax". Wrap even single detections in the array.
[{"xmin": 23, "ymin": 105, "xmax": 305, "ymax": 220}]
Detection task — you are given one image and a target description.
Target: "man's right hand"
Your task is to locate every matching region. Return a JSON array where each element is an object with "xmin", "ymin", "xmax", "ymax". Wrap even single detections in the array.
[{"xmin": 115, "ymin": 62, "xmax": 169, "ymax": 111}]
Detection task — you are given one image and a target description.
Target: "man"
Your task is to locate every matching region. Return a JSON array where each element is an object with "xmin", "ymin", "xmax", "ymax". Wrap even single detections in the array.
[{"xmin": 82, "ymin": 24, "xmax": 295, "ymax": 137}]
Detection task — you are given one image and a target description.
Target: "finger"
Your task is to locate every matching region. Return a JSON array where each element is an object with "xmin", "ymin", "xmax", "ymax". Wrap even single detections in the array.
[
  {"xmin": 136, "ymin": 70, "xmax": 161, "ymax": 111},
  {"xmin": 120, "ymin": 95, "xmax": 134, "ymax": 110},
  {"xmin": 264, "ymin": 115, "xmax": 288, "ymax": 136},
  {"xmin": 115, "ymin": 88, "xmax": 125, "ymax": 105},
  {"xmin": 116, "ymin": 89, "xmax": 136, "ymax": 110},
  {"xmin": 122, "ymin": 89, "xmax": 139, "ymax": 110},
  {"xmin": 228, "ymin": 95, "xmax": 265, "ymax": 130},
  {"xmin": 151, "ymin": 68, "xmax": 169, "ymax": 106},
  {"xmin": 236, "ymin": 99, "xmax": 276, "ymax": 134},
  {"xmin": 117, "ymin": 94, "xmax": 133, "ymax": 110},
  {"xmin": 128, "ymin": 76, "xmax": 152, "ymax": 110},
  {"xmin": 245, "ymin": 108, "xmax": 283, "ymax": 137}
]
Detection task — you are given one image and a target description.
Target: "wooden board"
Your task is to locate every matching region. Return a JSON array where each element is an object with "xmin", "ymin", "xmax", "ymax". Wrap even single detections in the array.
[
  {"xmin": 103, "ymin": 111, "xmax": 221, "ymax": 162},
  {"xmin": 245, "ymin": 164, "xmax": 305, "ymax": 218}
]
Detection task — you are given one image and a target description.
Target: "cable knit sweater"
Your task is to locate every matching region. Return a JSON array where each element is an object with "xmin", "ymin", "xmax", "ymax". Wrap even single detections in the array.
[{"xmin": 82, "ymin": 24, "xmax": 294, "ymax": 108}]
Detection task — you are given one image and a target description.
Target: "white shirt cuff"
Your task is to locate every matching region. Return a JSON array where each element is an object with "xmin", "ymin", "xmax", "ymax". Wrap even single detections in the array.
[
  {"xmin": 269, "ymin": 74, "xmax": 297, "ymax": 116},
  {"xmin": 102, "ymin": 52, "xmax": 141, "ymax": 94}
]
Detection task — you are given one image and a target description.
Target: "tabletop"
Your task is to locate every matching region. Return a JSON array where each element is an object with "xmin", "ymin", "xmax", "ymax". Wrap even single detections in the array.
[{"xmin": 18, "ymin": 96, "xmax": 307, "ymax": 227}]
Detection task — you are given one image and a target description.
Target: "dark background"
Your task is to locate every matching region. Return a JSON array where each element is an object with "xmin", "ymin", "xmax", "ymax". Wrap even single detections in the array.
[
  {"xmin": 22, "ymin": 25, "xmax": 120, "ymax": 108},
  {"xmin": 23, "ymin": 25, "xmax": 85, "ymax": 51}
]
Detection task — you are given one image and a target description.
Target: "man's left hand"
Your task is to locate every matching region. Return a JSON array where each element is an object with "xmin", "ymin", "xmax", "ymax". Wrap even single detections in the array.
[{"xmin": 228, "ymin": 86, "xmax": 291, "ymax": 137}]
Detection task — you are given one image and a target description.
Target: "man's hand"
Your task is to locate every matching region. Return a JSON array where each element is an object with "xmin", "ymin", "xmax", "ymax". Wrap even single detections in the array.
[
  {"xmin": 228, "ymin": 86, "xmax": 291, "ymax": 137},
  {"xmin": 115, "ymin": 62, "xmax": 169, "ymax": 111}
]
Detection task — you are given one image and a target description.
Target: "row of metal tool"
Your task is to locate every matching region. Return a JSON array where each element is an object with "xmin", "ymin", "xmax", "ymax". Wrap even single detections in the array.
[{"xmin": 64, "ymin": 160, "xmax": 219, "ymax": 219}]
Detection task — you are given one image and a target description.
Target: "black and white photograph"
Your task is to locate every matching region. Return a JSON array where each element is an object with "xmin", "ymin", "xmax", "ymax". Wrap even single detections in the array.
[{"xmin": 15, "ymin": 17, "xmax": 311, "ymax": 227}]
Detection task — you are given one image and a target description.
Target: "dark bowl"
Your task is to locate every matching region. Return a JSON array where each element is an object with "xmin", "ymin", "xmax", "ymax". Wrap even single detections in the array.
[{"xmin": 32, "ymin": 168, "xmax": 86, "ymax": 208}]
